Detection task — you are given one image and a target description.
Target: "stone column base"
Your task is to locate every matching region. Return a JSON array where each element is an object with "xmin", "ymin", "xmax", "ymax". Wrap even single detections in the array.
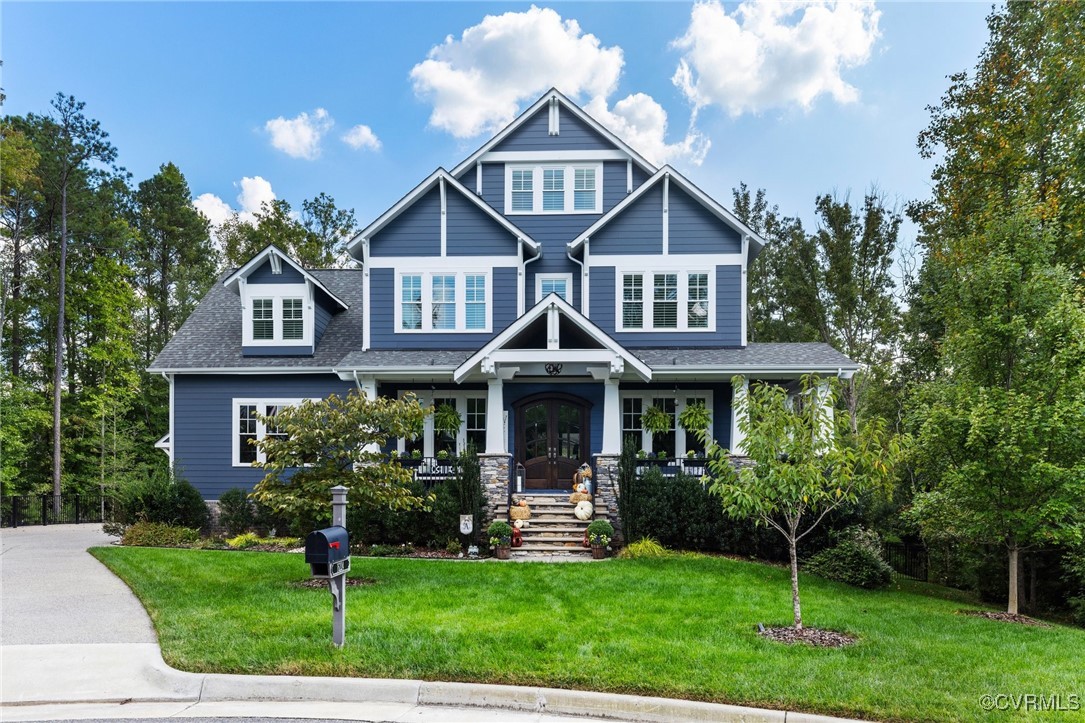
[
  {"xmin": 592, "ymin": 454, "xmax": 622, "ymax": 543},
  {"xmin": 478, "ymin": 453, "xmax": 512, "ymax": 527}
]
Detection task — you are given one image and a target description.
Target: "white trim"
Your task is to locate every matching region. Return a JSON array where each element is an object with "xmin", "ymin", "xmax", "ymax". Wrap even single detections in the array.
[
  {"xmin": 154, "ymin": 433, "xmax": 171, "ymax": 453},
  {"xmin": 475, "ymin": 161, "xmax": 482, "ymax": 195},
  {"xmin": 223, "ymin": 244, "xmax": 348, "ymax": 311},
  {"xmin": 481, "ymin": 150, "xmax": 629, "ymax": 163},
  {"xmin": 662, "ymin": 173, "xmax": 670, "ymax": 255},
  {"xmin": 395, "ymin": 270, "xmax": 492, "ymax": 334},
  {"xmin": 567, "ymin": 166, "xmax": 767, "ymax": 259},
  {"xmin": 167, "ymin": 373, "xmax": 174, "ymax": 464},
  {"xmin": 454, "ymin": 293, "xmax": 651, "ymax": 383},
  {"xmin": 505, "ymin": 163, "xmax": 602, "ymax": 215},
  {"xmin": 615, "ymin": 270, "xmax": 716, "ymax": 333},
  {"xmin": 231, "ymin": 397, "xmax": 311, "ymax": 467},
  {"xmin": 450, "ymin": 88, "xmax": 658, "ymax": 178},
  {"xmin": 582, "ymin": 242, "xmax": 591, "ymax": 315},
  {"xmin": 242, "ymin": 283, "xmax": 314, "ymax": 347},
  {"xmin": 347, "ymin": 169, "xmax": 540, "ymax": 257},
  {"xmin": 741, "ymin": 236, "xmax": 749, "ymax": 347},
  {"xmin": 439, "ymin": 176, "xmax": 447, "ymax": 257},
  {"xmin": 535, "ymin": 273, "xmax": 573, "ymax": 304},
  {"xmin": 621, "ymin": 391, "xmax": 714, "ymax": 457},
  {"xmin": 365, "ymin": 256, "xmax": 521, "ymax": 270},
  {"xmin": 626, "ymin": 159, "xmax": 632, "ymax": 194},
  {"xmin": 588, "ymin": 253, "xmax": 743, "ymax": 269},
  {"xmin": 361, "ymin": 240, "xmax": 371, "ymax": 351},
  {"xmin": 729, "ymin": 377, "xmax": 748, "ymax": 455}
]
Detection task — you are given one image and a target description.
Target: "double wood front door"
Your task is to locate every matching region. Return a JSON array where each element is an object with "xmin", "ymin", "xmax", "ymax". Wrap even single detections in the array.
[{"xmin": 515, "ymin": 393, "xmax": 591, "ymax": 490}]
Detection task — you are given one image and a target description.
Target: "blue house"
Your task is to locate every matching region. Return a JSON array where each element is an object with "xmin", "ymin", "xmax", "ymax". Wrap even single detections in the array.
[{"xmin": 150, "ymin": 89, "xmax": 857, "ymax": 533}]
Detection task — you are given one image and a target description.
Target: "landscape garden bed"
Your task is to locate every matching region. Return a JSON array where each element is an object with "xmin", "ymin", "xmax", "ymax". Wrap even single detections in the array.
[{"xmin": 92, "ymin": 546, "xmax": 1085, "ymax": 723}]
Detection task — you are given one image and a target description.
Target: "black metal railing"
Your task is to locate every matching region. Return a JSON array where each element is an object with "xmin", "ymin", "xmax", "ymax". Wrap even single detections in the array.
[
  {"xmin": 2, "ymin": 494, "xmax": 114, "ymax": 528},
  {"xmin": 634, "ymin": 456, "xmax": 709, "ymax": 478},
  {"xmin": 884, "ymin": 541, "xmax": 929, "ymax": 581},
  {"xmin": 391, "ymin": 456, "xmax": 462, "ymax": 490}
]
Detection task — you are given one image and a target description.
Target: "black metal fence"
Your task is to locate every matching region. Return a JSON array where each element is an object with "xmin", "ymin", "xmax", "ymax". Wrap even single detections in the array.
[
  {"xmin": 1, "ymin": 494, "xmax": 115, "ymax": 528},
  {"xmin": 884, "ymin": 541, "xmax": 929, "ymax": 581}
]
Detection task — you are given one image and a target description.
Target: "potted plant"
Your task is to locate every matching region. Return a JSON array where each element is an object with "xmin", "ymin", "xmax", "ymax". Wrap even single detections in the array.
[
  {"xmin": 586, "ymin": 519, "xmax": 614, "ymax": 559},
  {"xmin": 488, "ymin": 520, "xmax": 514, "ymax": 560},
  {"xmin": 642, "ymin": 404, "xmax": 673, "ymax": 462},
  {"xmin": 433, "ymin": 403, "xmax": 463, "ymax": 437},
  {"xmin": 411, "ymin": 449, "xmax": 423, "ymax": 460},
  {"xmin": 396, "ymin": 449, "xmax": 423, "ymax": 467},
  {"xmin": 679, "ymin": 400, "xmax": 711, "ymax": 448},
  {"xmin": 636, "ymin": 449, "xmax": 649, "ymax": 460}
]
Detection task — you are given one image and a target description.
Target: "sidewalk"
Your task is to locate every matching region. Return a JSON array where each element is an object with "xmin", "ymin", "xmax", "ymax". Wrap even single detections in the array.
[{"xmin": 0, "ymin": 525, "xmax": 862, "ymax": 723}]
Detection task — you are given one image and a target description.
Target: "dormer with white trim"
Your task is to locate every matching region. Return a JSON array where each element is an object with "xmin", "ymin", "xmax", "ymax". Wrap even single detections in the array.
[{"xmin": 223, "ymin": 245, "xmax": 349, "ymax": 356}]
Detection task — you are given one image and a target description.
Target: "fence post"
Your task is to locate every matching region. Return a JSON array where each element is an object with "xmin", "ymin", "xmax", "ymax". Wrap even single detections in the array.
[
  {"xmin": 11, "ymin": 497, "xmax": 18, "ymax": 528},
  {"xmin": 41, "ymin": 495, "xmax": 48, "ymax": 526}
]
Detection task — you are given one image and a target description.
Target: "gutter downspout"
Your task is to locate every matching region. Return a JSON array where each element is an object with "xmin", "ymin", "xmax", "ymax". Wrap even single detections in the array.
[
  {"xmin": 566, "ymin": 246, "xmax": 585, "ymax": 312},
  {"xmin": 159, "ymin": 371, "xmax": 174, "ymax": 467},
  {"xmin": 523, "ymin": 243, "xmax": 542, "ymax": 312}
]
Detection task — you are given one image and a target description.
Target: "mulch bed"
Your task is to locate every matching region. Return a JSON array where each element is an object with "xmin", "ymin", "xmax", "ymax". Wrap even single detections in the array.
[
  {"xmin": 958, "ymin": 610, "xmax": 1050, "ymax": 627},
  {"xmin": 759, "ymin": 625, "xmax": 857, "ymax": 647},
  {"xmin": 293, "ymin": 577, "xmax": 377, "ymax": 589}
]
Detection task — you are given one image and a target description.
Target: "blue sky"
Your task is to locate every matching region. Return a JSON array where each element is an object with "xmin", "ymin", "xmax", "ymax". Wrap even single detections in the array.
[{"xmin": 4, "ymin": 1, "xmax": 992, "ymax": 243}]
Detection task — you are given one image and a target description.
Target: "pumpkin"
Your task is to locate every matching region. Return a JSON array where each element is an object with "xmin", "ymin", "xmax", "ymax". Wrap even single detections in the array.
[{"xmin": 574, "ymin": 501, "xmax": 593, "ymax": 520}]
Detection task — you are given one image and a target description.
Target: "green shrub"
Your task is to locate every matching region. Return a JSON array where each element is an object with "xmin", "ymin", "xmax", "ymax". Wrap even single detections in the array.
[
  {"xmin": 805, "ymin": 527, "xmax": 893, "ymax": 589},
  {"xmin": 366, "ymin": 543, "xmax": 411, "ymax": 557},
  {"xmin": 619, "ymin": 537, "xmax": 673, "ymax": 559},
  {"xmin": 226, "ymin": 532, "xmax": 260, "ymax": 549},
  {"xmin": 586, "ymin": 519, "xmax": 615, "ymax": 546},
  {"xmin": 431, "ymin": 448, "xmax": 486, "ymax": 546},
  {"xmin": 218, "ymin": 488, "xmax": 255, "ymax": 536},
  {"xmin": 445, "ymin": 538, "xmax": 463, "ymax": 555},
  {"xmin": 619, "ymin": 464, "xmax": 725, "ymax": 551},
  {"xmin": 121, "ymin": 521, "xmax": 200, "ymax": 547},
  {"xmin": 119, "ymin": 470, "xmax": 209, "ymax": 530},
  {"xmin": 488, "ymin": 520, "xmax": 513, "ymax": 546}
]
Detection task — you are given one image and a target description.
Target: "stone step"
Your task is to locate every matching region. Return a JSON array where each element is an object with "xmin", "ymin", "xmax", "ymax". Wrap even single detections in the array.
[
  {"xmin": 520, "ymin": 536, "xmax": 587, "ymax": 545},
  {"xmin": 518, "ymin": 541, "xmax": 592, "ymax": 551}
]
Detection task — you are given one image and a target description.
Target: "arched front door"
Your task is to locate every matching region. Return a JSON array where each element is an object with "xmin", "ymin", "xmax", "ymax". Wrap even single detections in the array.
[{"xmin": 515, "ymin": 393, "xmax": 591, "ymax": 490}]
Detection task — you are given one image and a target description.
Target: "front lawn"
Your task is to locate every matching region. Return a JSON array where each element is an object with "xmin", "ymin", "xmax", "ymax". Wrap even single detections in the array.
[{"xmin": 91, "ymin": 547, "xmax": 1085, "ymax": 722}]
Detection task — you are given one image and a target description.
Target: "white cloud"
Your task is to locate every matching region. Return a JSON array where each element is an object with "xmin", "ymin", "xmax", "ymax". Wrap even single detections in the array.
[
  {"xmin": 672, "ymin": 0, "xmax": 881, "ymax": 116},
  {"xmin": 409, "ymin": 6, "xmax": 623, "ymax": 138},
  {"xmin": 342, "ymin": 124, "xmax": 382, "ymax": 151},
  {"xmin": 585, "ymin": 94, "xmax": 710, "ymax": 167},
  {"xmin": 264, "ymin": 108, "xmax": 334, "ymax": 160},
  {"xmin": 192, "ymin": 176, "xmax": 277, "ymax": 228},
  {"xmin": 409, "ymin": 6, "xmax": 706, "ymax": 166}
]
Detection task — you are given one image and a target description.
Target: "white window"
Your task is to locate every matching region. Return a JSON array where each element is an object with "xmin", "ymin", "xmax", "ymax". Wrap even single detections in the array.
[
  {"xmin": 396, "ymin": 272, "xmax": 491, "ymax": 333},
  {"xmin": 242, "ymin": 284, "xmax": 312, "ymax": 346},
  {"xmin": 233, "ymin": 398, "xmax": 308, "ymax": 466},
  {"xmin": 620, "ymin": 392, "xmax": 713, "ymax": 458},
  {"xmin": 616, "ymin": 271, "xmax": 714, "ymax": 332},
  {"xmin": 535, "ymin": 273, "xmax": 573, "ymax": 303},
  {"xmin": 505, "ymin": 164, "xmax": 602, "ymax": 214},
  {"xmin": 398, "ymin": 392, "xmax": 488, "ymax": 457}
]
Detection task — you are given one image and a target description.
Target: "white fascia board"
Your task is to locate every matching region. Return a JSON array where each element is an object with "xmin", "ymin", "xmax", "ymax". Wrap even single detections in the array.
[
  {"xmin": 348, "ymin": 169, "xmax": 539, "ymax": 259},
  {"xmin": 651, "ymin": 365, "xmax": 861, "ymax": 378},
  {"xmin": 223, "ymin": 244, "xmax": 349, "ymax": 311},
  {"xmin": 334, "ymin": 367, "xmax": 458, "ymax": 382},
  {"xmin": 481, "ymin": 150, "xmax": 630, "ymax": 163},
  {"xmin": 147, "ymin": 366, "xmax": 339, "ymax": 375},
  {"xmin": 450, "ymin": 88, "xmax": 658, "ymax": 178},
  {"xmin": 365, "ymin": 256, "xmax": 521, "ymax": 270},
  {"xmin": 453, "ymin": 292, "xmax": 651, "ymax": 382},
  {"xmin": 589, "ymin": 253, "xmax": 744, "ymax": 269}
]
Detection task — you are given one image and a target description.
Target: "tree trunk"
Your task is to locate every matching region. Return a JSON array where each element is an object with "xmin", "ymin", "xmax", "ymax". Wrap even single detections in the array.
[
  {"xmin": 1007, "ymin": 541, "xmax": 1019, "ymax": 615},
  {"xmin": 11, "ymin": 231, "xmax": 22, "ymax": 377},
  {"xmin": 789, "ymin": 535, "xmax": 803, "ymax": 630},
  {"xmin": 52, "ymin": 182, "xmax": 68, "ymax": 513}
]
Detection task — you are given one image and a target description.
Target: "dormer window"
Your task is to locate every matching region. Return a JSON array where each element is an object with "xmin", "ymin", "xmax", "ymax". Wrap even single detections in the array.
[
  {"xmin": 506, "ymin": 164, "xmax": 602, "ymax": 214},
  {"xmin": 252, "ymin": 299, "xmax": 274, "ymax": 340},
  {"xmin": 242, "ymin": 284, "xmax": 312, "ymax": 346}
]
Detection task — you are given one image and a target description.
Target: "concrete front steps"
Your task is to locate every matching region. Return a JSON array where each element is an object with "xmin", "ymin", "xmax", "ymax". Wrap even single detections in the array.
[{"xmin": 502, "ymin": 494, "xmax": 608, "ymax": 557}]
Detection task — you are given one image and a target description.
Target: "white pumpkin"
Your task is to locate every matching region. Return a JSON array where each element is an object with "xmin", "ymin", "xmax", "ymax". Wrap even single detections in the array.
[{"xmin": 574, "ymin": 501, "xmax": 594, "ymax": 520}]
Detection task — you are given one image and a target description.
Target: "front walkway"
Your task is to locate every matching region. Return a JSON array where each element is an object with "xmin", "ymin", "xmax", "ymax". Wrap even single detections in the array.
[{"xmin": 0, "ymin": 525, "xmax": 858, "ymax": 723}]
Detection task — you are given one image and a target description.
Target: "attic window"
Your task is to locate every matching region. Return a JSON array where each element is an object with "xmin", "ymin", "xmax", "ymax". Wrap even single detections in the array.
[{"xmin": 506, "ymin": 164, "xmax": 601, "ymax": 215}]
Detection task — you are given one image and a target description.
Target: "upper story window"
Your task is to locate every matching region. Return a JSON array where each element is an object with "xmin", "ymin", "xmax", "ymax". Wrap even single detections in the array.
[
  {"xmin": 536, "ymin": 273, "xmax": 573, "ymax": 303},
  {"xmin": 618, "ymin": 270, "xmax": 714, "ymax": 332},
  {"xmin": 505, "ymin": 164, "xmax": 602, "ymax": 215},
  {"xmin": 397, "ymin": 271, "xmax": 490, "ymax": 333},
  {"xmin": 243, "ymin": 284, "xmax": 311, "ymax": 346}
]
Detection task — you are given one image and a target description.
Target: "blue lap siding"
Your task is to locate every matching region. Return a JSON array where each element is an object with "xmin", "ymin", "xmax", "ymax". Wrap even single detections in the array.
[
  {"xmin": 369, "ymin": 187, "xmax": 441, "ymax": 257},
  {"xmin": 247, "ymin": 259, "xmax": 305, "ymax": 284},
  {"xmin": 173, "ymin": 374, "xmax": 355, "ymax": 500},
  {"xmin": 669, "ymin": 186, "xmax": 742, "ymax": 254},
  {"xmin": 494, "ymin": 107, "xmax": 614, "ymax": 152},
  {"xmin": 589, "ymin": 184, "xmax": 664, "ymax": 255}
]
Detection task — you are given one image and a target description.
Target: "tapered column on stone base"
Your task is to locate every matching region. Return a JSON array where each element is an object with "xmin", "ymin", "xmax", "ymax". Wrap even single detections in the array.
[{"xmin": 592, "ymin": 454, "xmax": 623, "ymax": 543}]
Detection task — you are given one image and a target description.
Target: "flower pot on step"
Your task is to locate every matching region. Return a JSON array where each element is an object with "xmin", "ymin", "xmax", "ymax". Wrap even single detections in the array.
[
  {"xmin": 591, "ymin": 544, "xmax": 606, "ymax": 560},
  {"xmin": 495, "ymin": 545, "xmax": 511, "ymax": 560}
]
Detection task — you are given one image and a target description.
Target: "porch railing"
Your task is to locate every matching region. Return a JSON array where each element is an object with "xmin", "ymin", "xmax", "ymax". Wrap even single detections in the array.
[
  {"xmin": 634, "ymin": 456, "xmax": 709, "ymax": 478},
  {"xmin": 391, "ymin": 457, "xmax": 462, "ymax": 490}
]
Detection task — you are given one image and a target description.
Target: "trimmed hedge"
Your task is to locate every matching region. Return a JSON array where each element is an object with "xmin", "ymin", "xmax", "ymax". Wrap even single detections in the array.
[
  {"xmin": 121, "ymin": 522, "xmax": 201, "ymax": 547},
  {"xmin": 805, "ymin": 527, "xmax": 893, "ymax": 589}
]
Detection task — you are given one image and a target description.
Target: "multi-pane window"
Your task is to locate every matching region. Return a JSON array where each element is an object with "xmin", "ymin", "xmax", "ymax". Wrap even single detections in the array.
[
  {"xmin": 432, "ymin": 275, "xmax": 456, "ymax": 330},
  {"xmin": 511, "ymin": 169, "xmax": 533, "ymax": 212},
  {"xmin": 252, "ymin": 299, "xmax": 274, "ymax": 340},
  {"xmin": 401, "ymin": 275, "xmax": 423, "ymax": 330},
  {"xmin": 537, "ymin": 274, "xmax": 571, "ymax": 303},
  {"xmin": 281, "ymin": 298, "xmax": 304, "ymax": 339},
  {"xmin": 622, "ymin": 274, "xmax": 644, "ymax": 329},
  {"xmin": 399, "ymin": 272, "xmax": 488, "ymax": 332},
  {"xmin": 687, "ymin": 274, "xmax": 709, "ymax": 328},
  {"xmin": 653, "ymin": 274, "xmax": 678, "ymax": 328},
  {"xmin": 506, "ymin": 165, "xmax": 601, "ymax": 213},
  {"xmin": 618, "ymin": 271, "xmax": 712, "ymax": 331},
  {"xmin": 574, "ymin": 168, "xmax": 596, "ymax": 211},
  {"xmin": 466, "ymin": 398, "xmax": 487, "ymax": 450},
  {"xmin": 238, "ymin": 404, "xmax": 258, "ymax": 463},
  {"xmin": 465, "ymin": 275, "xmax": 486, "ymax": 330},
  {"xmin": 542, "ymin": 168, "xmax": 564, "ymax": 211},
  {"xmin": 651, "ymin": 398, "xmax": 677, "ymax": 457},
  {"xmin": 622, "ymin": 397, "xmax": 642, "ymax": 449}
]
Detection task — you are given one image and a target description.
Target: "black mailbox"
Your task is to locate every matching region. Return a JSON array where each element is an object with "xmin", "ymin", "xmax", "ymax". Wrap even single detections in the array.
[{"xmin": 305, "ymin": 526, "xmax": 351, "ymax": 578}]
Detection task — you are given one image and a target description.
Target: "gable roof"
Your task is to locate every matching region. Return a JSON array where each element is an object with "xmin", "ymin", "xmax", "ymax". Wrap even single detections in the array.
[
  {"xmin": 345, "ymin": 168, "xmax": 540, "ymax": 258},
  {"xmin": 454, "ymin": 292, "xmax": 652, "ymax": 382},
  {"xmin": 222, "ymin": 244, "xmax": 349, "ymax": 310},
  {"xmin": 567, "ymin": 166, "xmax": 768, "ymax": 261},
  {"xmin": 450, "ymin": 88, "xmax": 659, "ymax": 178}
]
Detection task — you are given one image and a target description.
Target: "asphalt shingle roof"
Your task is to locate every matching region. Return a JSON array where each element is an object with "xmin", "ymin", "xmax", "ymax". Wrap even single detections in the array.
[{"xmin": 151, "ymin": 271, "xmax": 857, "ymax": 373}]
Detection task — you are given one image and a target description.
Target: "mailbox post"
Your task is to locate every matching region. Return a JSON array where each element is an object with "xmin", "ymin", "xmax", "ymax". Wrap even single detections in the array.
[{"xmin": 304, "ymin": 485, "xmax": 350, "ymax": 648}]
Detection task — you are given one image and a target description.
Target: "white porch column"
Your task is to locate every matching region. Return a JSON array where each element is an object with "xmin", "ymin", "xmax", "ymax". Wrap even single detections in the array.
[
  {"xmin": 356, "ymin": 376, "xmax": 380, "ymax": 454},
  {"xmin": 486, "ymin": 378, "xmax": 505, "ymax": 454},
  {"xmin": 730, "ymin": 375, "xmax": 749, "ymax": 456},
  {"xmin": 602, "ymin": 378, "xmax": 621, "ymax": 455}
]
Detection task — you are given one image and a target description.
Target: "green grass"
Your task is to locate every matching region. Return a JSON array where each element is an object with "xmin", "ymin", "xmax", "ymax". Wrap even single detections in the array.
[{"xmin": 91, "ymin": 547, "xmax": 1085, "ymax": 722}]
